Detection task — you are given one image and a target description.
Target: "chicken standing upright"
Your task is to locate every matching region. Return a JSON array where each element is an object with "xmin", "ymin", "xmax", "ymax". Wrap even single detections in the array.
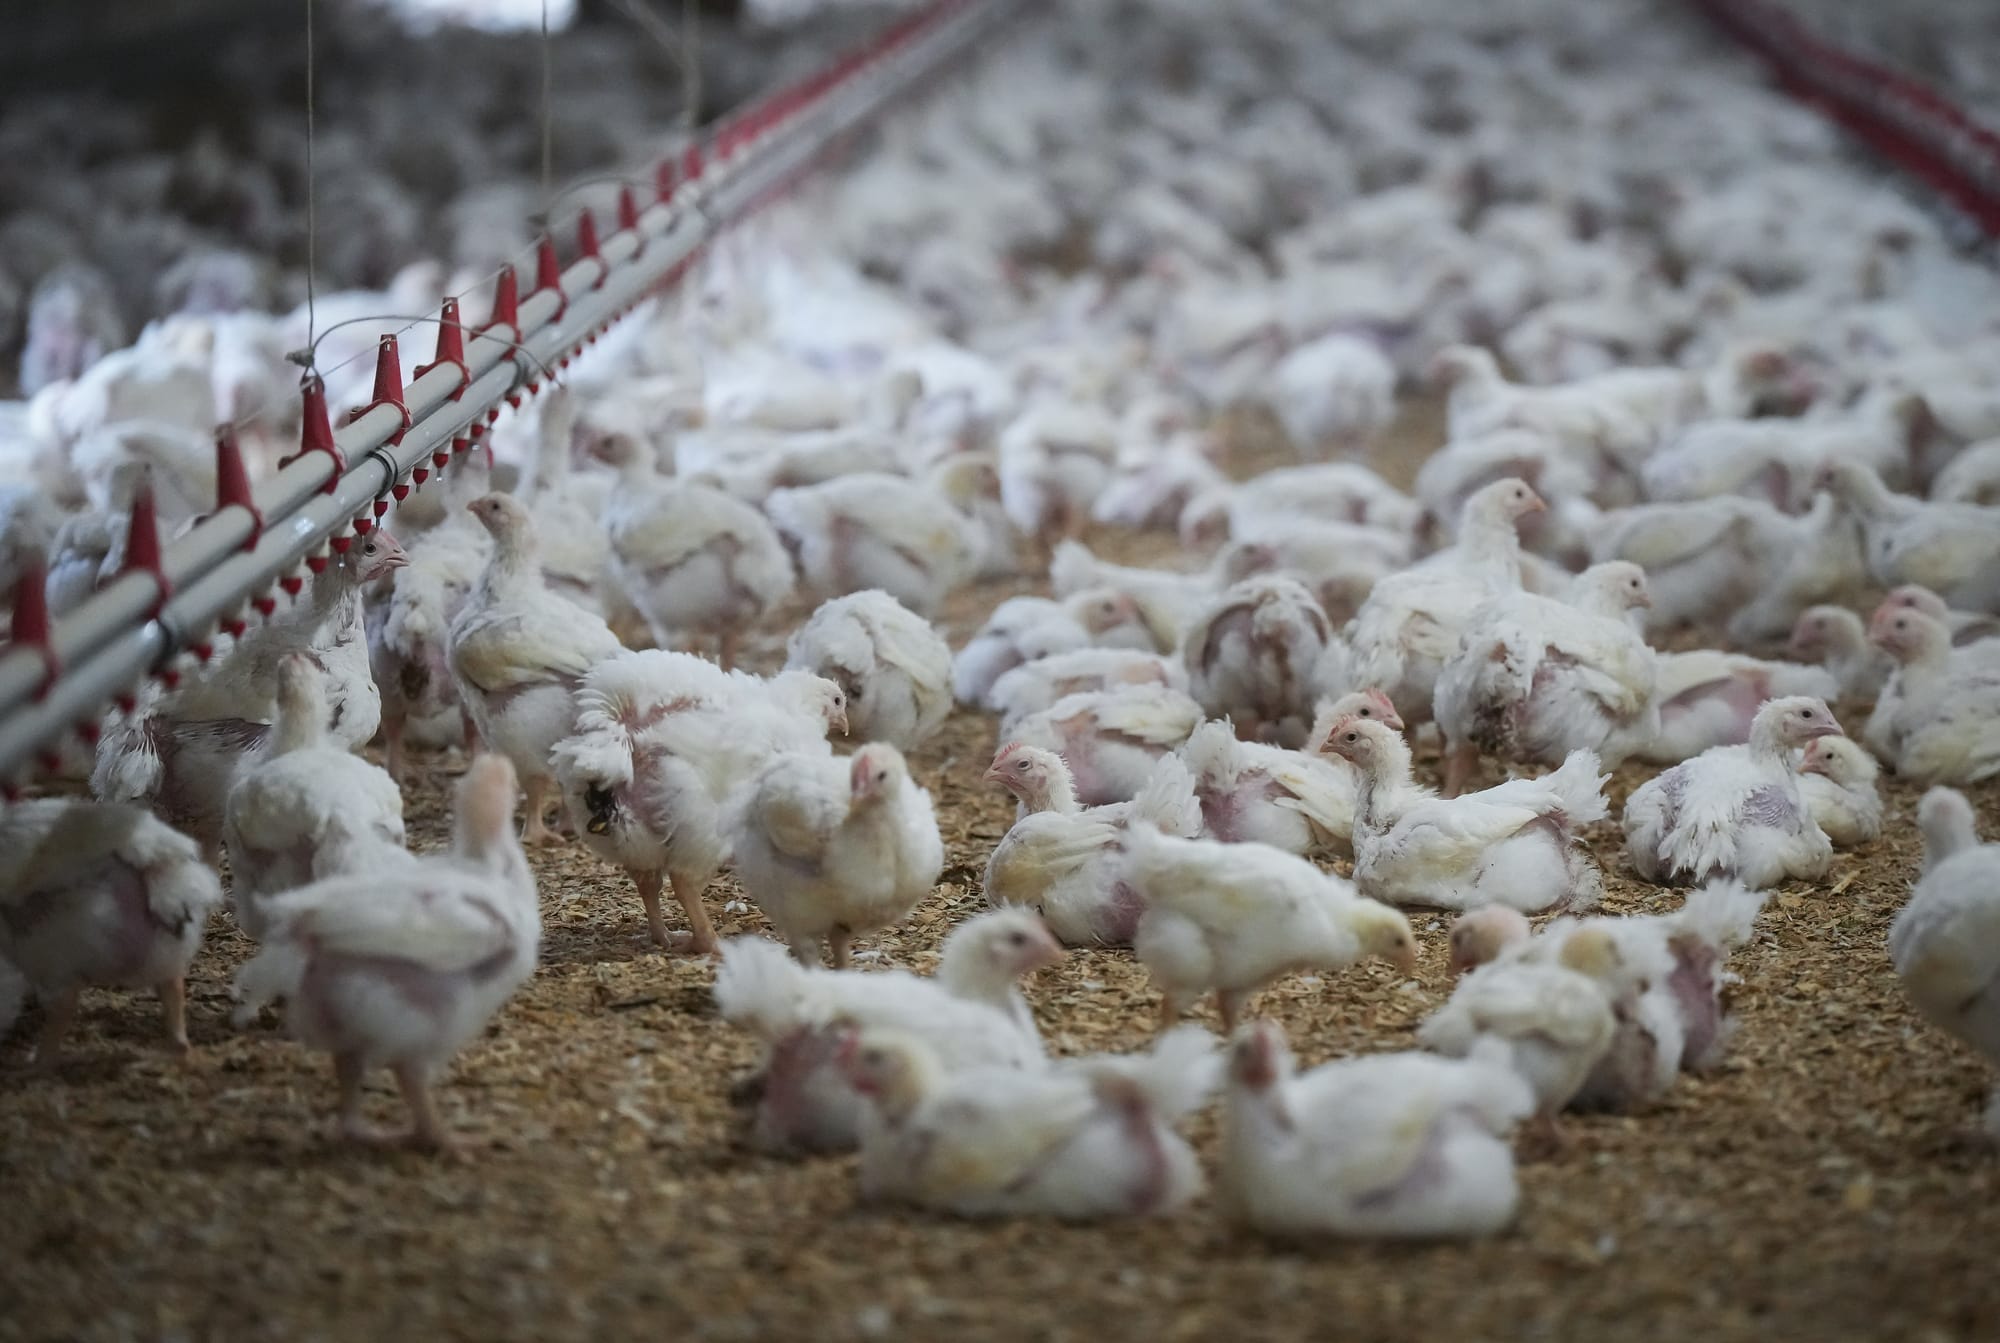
[
  {"xmin": 232, "ymin": 756, "xmax": 540, "ymax": 1153},
  {"xmin": 1889, "ymin": 788, "xmax": 2000, "ymax": 1136},
  {"xmin": 223, "ymin": 654, "xmax": 408, "ymax": 939},
  {"xmin": 1120, "ymin": 823, "xmax": 1416, "ymax": 1029},
  {"xmin": 1219, "ymin": 1021, "xmax": 1531, "ymax": 1238},
  {"xmin": 764, "ymin": 471, "xmax": 979, "ymax": 617},
  {"xmin": 448, "ymin": 492, "xmax": 624, "ymax": 845},
  {"xmin": 1622, "ymin": 696, "xmax": 1842, "ymax": 888},
  {"xmin": 0, "ymin": 798, "xmax": 223, "ymax": 1068},
  {"xmin": 785, "ymin": 590, "xmax": 953, "ymax": 751},
  {"xmin": 727, "ymin": 743, "xmax": 945, "ymax": 967}
]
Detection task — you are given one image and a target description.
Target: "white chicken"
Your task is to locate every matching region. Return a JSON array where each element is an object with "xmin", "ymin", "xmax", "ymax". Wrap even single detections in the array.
[
  {"xmin": 1120, "ymin": 823, "xmax": 1417, "ymax": 1029},
  {"xmin": 1178, "ymin": 690, "xmax": 1401, "ymax": 856},
  {"xmin": 1637, "ymin": 649, "xmax": 1842, "ymax": 765},
  {"xmin": 764, "ymin": 471, "xmax": 979, "ymax": 617},
  {"xmin": 593, "ymin": 429, "xmax": 795, "ymax": 667},
  {"xmin": 1889, "ymin": 788, "xmax": 2000, "ymax": 1136},
  {"xmin": 727, "ymin": 743, "xmax": 945, "ymax": 968},
  {"xmin": 1416, "ymin": 925, "xmax": 1629, "ymax": 1149},
  {"xmin": 1622, "ymin": 696, "xmax": 1842, "ymax": 888},
  {"xmin": 1345, "ymin": 477, "xmax": 1545, "ymax": 727},
  {"xmin": 1323, "ymin": 715, "xmax": 1608, "ymax": 913},
  {"xmin": 987, "ymin": 648, "xmax": 1186, "ymax": 734},
  {"xmin": 448, "ymin": 492, "xmax": 625, "ymax": 845},
  {"xmin": 785, "ymin": 590, "xmax": 953, "ymax": 752},
  {"xmin": 552, "ymin": 649, "xmax": 844, "ymax": 952},
  {"xmin": 996, "ymin": 398, "xmax": 1120, "ymax": 548},
  {"xmin": 713, "ymin": 910, "xmax": 1058, "ymax": 1153},
  {"xmin": 1786, "ymin": 604, "xmax": 1891, "ymax": 701},
  {"xmin": 841, "ymin": 1024, "xmax": 1217, "ymax": 1220},
  {"xmin": 952, "ymin": 596, "xmax": 1092, "ymax": 707},
  {"xmin": 232, "ymin": 756, "xmax": 539, "ymax": 1153},
  {"xmin": 1264, "ymin": 332, "xmax": 1398, "ymax": 455},
  {"xmin": 222, "ymin": 654, "xmax": 408, "ymax": 940},
  {"xmin": 0, "ymin": 798, "xmax": 223, "ymax": 1067},
  {"xmin": 1180, "ymin": 575, "xmax": 1342, "ymax": 747},
  {"xmin": 1798, "ymin": 735, "xmax": 1883, "ymax": 848},
  {"xmin": 1433, "ymin": 560, "xmax": 1658, "ymax": 791},
  {"xmin": 981, "ymin": 746, "xmax": 1200, "ymax": 946},
  {"xmin": 1220, "ymin": 1022, "xmax": 1531, "ymax": 1239},
  {"xmin": 1004, "ymin": 683, "xmax": 1204, "ymax": 807},
  {"xmin": 1879, "ymin": 585, "xmax": 2000, "ymax": 648},
  {"xmin": 1863, "ymin": 606, "xmax": 2000, "ymax": 785},
  {"xmin": 1821, "ymin": 461, "xmax": 2000, "ymax": 607}
]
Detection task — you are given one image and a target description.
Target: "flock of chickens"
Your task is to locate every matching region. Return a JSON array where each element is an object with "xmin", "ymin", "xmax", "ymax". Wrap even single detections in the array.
[{"xmin": 4, "ymin": 0, "xmax": 2000, "ymax": 1242}]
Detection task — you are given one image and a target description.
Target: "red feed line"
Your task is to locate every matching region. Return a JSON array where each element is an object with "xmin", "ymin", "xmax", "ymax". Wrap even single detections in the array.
[{"xmin": 1689, "ymin": 0, "xmax": 2000, "ymax": 237}]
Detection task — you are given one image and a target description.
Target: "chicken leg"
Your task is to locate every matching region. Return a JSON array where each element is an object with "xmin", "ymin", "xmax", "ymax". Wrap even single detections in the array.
[
  {"xmin": 159, "ymin": 976, "xmax": 190, "ymax": 1056},
  {"xmin": 1443, "ymin": 741, "xmax": 1480, "ymax": 798},
  {"xmin": 1216, "ymin": 987, "xmax": 1251, "ymax": 1033},
  {"xmin": 392, "ymin": 1062, "xmax": 462, "ymax": 1156},
  {"xmin": 29, "ymin": 987, "xmax": 79, "ymax": 1075},
  {"xmin": 668, "ymin": 868, "xmax": 719, "ymax": 955},
  {"xmin": 632, "ymin": 869, "xmax": 672, "ymax": 948},
  {"xmin": 828, "ymin": 926, "xmax": 854, "ymax": 971},
  {"xmin": 521, "ymin": 775, "xmax": 562, "ymax": 846}
]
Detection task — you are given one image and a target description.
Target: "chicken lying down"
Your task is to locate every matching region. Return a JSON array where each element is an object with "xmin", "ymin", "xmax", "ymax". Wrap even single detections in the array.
[
  {"xmin": 952, "ymin": 595, "xmax": 1092, "ymax": 708},
  {"xmin": 987, "ymin": 648, "xmax": 1185, "ymax": 735},
  {"xmin": 1049, "ymin": 539, "xmax": 1214, "ymax": 650},
  {"xmin": 1178, "ymin": 690, "xmax": 1402, "ymax": 857},
  {"xmin": 1323, "ymin": 715, "xmax": 1609, "ymax": 914},
  {"xmin": 593, "ymin": 429, "xmax": 793, "ymax": 668},
  {"xmin": 1879, "ymin": 585, "xmax": 2000, "ymax": 648},
  {"xmin": 842, "ymin": 1024, "xmax": 1218, "ymax": 1220},
  {"xmin": 223, "ymin": 655, "xmax": 409, "ymax": 941},
  {"xmin": 448, "ymin": 493, "xmax": 625, "ymax": 846},
  {"xmin": 91, "ymin": 530, "xmax": 409, "ymax": 858},
  {"xmin": 1635, "ymin": 648, "xmax": 1842, "ymax": 766},
  {"xmin": 1344, "ymin": 477, "xmax": 1545, "ymax": 728},
  {"xmin": 232, "ymin": 756, "xmax": 539, "ymax": 1154},
  {"xmin": 1120, "ymin": 823, "xmax": 1416, "ymax": 1030},
  {"xmin": 1623, "ymin": 696, "xmax": 1841, "ymax": 889},
  {"xmin": 764, "ymin": 471, "xmax": 979, "ymax": 618},
  {"xmin": 0, "ymin": 799, "xmax": 223, "ymax": 1068},
  {"xmin": 785, "ymin": 589, "xmax": 952, "ymax": 752},
  {"xmin": 982, "ymin": 746, "xmax": 1200, "ymax": 946},
  {"xmin": 1181, "ymin": 574, "xmax": 1344, "ymax": 747},
  {"xmin": 1005, "ymin": 684, "xmax": 1204, "ymax": 808},
  {"xmin": 727, "ymin": 744, "xmax": 944, "ymax": 968},
  {"xmin": 713, "ymin": 910, "xmax": 1057, "ymax": 1154},
  {"xmin": 551, "ymin": 649, "xmax": 844, "ymax": 953},
  {"xmin": 1821, "ymin": 461, "xmax": 2000, "ymax": 608},
  {"xmin": 1433, "ymin": 560, "xmax": 1657, "ymax": 791},
  {"xmin": 1179, "ymin": 461, "xmax": 1421, "ymax": 548},
  {"xmin": 1798, "ymin": 736, "xmax": 1883, "ymax": 848},
  {"xmin": 1889, "ymin": 788, "xmax": 2000, "ymax": 1136},
  {"xmin": 1786, "ymin": 605, "xmax": 1890, "ymax": 701},
  {"xmin": 1451, "ymin": 879, "xmax": 1767, "ymax": 1113},
  {"xmin": 1863, "ymin": 606, "xmax": 2000, "ymax": 786},
  {"xmin": 1418, "ymin": 926, "xmax": 1634, "ymax": 1152},
  {"xmin": 1220, "ymin": 1021, "xmax": 1531, "ymax": 1239}
]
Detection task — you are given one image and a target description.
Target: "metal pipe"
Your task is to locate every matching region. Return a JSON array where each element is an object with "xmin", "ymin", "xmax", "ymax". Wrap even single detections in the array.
[{"xmin": 0, "ymin": 0, "xmax": 1011, "ymax": 784}]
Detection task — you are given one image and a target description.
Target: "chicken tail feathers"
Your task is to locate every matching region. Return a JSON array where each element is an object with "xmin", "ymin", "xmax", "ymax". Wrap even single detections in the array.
[
  {"xmin": 713, "ymin": 935, "xmax": 811, "ymax": 1038},
  {"xmin": 1543, "ymin": 749, "xmax": 1610, "ymax": 827},
  {"xmin": 1129, "ymin": 752, "xmax": 1203, "ymax": 837},
  {"xmin": 1083, "ymin": 1024, "xmax": 1218, "ymax": 1120},
  {"xmin": 1671, "ymin": 877, "xmax": 1766, "ymax": 952}
]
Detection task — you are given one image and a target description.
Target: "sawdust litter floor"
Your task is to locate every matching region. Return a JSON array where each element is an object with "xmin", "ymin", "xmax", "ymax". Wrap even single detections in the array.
[{"xmin": 2, "ymin": 406, "xmax": 1997, "ymax": 1343}]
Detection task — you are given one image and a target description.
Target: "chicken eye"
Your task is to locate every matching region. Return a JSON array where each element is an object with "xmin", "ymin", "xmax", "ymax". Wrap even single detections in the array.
[{"xmin": 1344, "ymin": 731, "xmax": 1359, "ymax": 743}]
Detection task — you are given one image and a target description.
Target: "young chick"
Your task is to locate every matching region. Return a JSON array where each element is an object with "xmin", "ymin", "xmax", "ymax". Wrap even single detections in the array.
[
  {"xmin": 983, "ymin": 747, "xmax": 1200, "ymax": 945},
  {"xmin": 223, "ymin": 654, "xmax": 409, "ymax": 940},
  {"xmin": 1323, "ymin": 716, "xmax": 1608, "ymax": 913},
  {"xmin": 594, "ymin": 430, "xmax": 794, "ymax": 668},
  {"xmin": 1799, "ymin": 735, "xmax": 1883, "ymax": 848},
  {"xmin": 1005, "ymin": 684, "xmax": 1204, "ymax": 807},
  {"xmin": 1864, "ymin": 605, "xmax": 2000, "ymax": 785},
  {"xmin": 842, "ymin": 1025, "xmax": 1217, "ymax": 1220},
  {"xmin": 1879, "ymin": 585, "xmax": 2000, "ymax": 647},
  {"xmin": 1180, "ymin": 575, "xmax": 1340, "ymax": 747},
  {"xmin": 448, "ymin": 493, "xmax": 625, "ymax": 845},
  {"xmin": 1121, "ymin": 824, "xmax": 1416, "ymax": 1029},
  {"xmin": 1220, "ymin": 1022, "xmax": 1531, "ymax": 1238},
  {"xmin": 1622, "ymin": 696, "xmax": 1842, "ymax": 888},
  {"xmin": 1890, "ymin": 788, "xmax": 2000, "ymax": 1136},
  {"xmin": 232, "ymin": 756, "xmax": 540, "ymax": 1153},
  {"xmin": 1786, "ymin": 605, "xmax": 1891, "ymax": 701},
  {"xmin": 727, "ymin": 744, "xmax": 945, "ymax": 968},
  {"xmin": 785, "ymin": 590, "xmax": 953, "ymax": 752},
  {"xmin": 0, "ymin": 799, "xmax": 223, "ymax": 1068},
  {"xmin": 714, "ymin": 910, "xmax": 1058, "ymax": 1153}
]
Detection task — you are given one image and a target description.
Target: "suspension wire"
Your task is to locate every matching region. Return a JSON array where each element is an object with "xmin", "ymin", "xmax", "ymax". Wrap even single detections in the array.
[
  {"xmin": 303, "ymin": 0, "xmax": 319, "ymax": 362},
  {"xmin": 683, "ymin": 0, "xmax": 701, "ymax": 130},
  {"xmin": 540, "ymin": 0, "xmax": 555, "ymax": 217}
]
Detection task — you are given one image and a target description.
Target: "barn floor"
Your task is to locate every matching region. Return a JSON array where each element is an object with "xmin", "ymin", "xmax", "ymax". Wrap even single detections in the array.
[{"xmin": 2, "ymin": 408, "xmax": 1998, "ymax": 1343}]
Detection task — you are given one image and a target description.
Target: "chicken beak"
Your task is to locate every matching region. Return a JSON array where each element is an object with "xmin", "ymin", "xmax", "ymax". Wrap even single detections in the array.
[{"xmin": 586, "ymin": 816, "xmax": 610, "ymax": 834}]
